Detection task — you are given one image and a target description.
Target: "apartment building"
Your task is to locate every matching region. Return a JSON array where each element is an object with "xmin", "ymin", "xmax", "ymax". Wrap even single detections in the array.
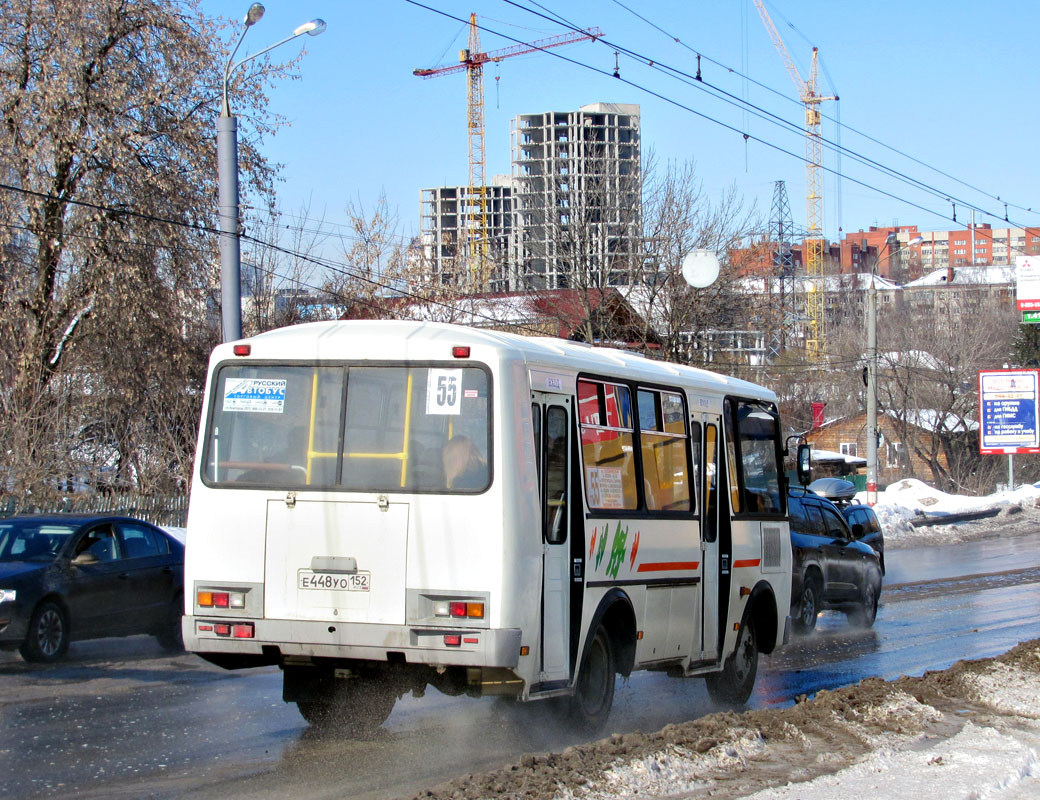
[{"xmin": 839, "ymin": 224, "xmax": 1040, "ymax": 279}]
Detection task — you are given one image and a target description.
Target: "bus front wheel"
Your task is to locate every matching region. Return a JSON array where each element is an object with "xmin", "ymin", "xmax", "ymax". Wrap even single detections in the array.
[
  {"xmin": 704, "ymin": 615, "xmax": 758, "ymax": 708},
  {"xmin": 569, "ymin": 625, "xmax": 615, "ymax": 729}
]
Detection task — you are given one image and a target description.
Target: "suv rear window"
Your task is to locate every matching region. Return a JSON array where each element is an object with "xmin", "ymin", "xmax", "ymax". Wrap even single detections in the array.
[{"xmin": 845, "ymin": 506, "xmax": 881, "ymax": 534}]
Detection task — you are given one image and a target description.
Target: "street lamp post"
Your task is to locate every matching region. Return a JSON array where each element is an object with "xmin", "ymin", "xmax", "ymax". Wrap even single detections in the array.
[
  {"xmin": 218, "ymin": 4, "xmax": 326, "ymax": 342},
  {"xmin": 866, "ymin": 234, "xmax": 923, "ymax": 505}
]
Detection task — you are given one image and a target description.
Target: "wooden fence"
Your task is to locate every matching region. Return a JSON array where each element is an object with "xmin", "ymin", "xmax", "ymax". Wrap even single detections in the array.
[{"xmin": 0, "ymin": 493, "xmax": 188, "ymax": 528}]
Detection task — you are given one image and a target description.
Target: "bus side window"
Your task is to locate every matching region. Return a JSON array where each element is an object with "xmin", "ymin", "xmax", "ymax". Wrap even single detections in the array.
[
  {"xmin": 723, "ymin": 400, "xmax": 741, "ymax": 514},
  {"xmin": 703, "ymin": 423, "xmax": 719, "ymax": 543},
  {"xmin": 578, "ymin": 379, "xmax": 638, "ymax": 511},
  {"xmin": 532, "ymin": 403, "xmax": 542, "ymax": 484},
  {"xmin": 544, "ymin": 406, "xmax": 568, "ymax": 544},
  {"xmin": 690, "ymin": 421, "xmax": 702, "ymax": 511},
  {"xmin": 731, "ymin": 399, "xmax": 783, "ymax": 515},
  {"xmin": 637, "ymin": 388, "xmax": 691, "ymax": 512}
]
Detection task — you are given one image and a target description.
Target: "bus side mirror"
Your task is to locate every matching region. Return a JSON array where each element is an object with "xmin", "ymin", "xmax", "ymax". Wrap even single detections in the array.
[{"xmin": 796, "ymin": 444, "xmax": 812, "ymax": 486}]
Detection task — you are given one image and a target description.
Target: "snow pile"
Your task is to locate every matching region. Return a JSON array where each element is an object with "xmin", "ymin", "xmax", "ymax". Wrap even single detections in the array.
[
  {"xmin": 556, "ymin": 729, "xmax": 765, "ymax": 799},
  {"xmin": 747, "ymin": 722, "xmax": 1040, "ymax": 800},
  {"xmin": 559, "ymin": 661, "xmax": 1040, "ymax": 800},
  {"xmin": 863, "ymin": 478, "xmax": 1040, "ymax": 547}
]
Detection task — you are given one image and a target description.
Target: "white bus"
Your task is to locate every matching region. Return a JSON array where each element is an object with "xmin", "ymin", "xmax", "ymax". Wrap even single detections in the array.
[{"xmin": 184, "ymin": 320, "xmax": 797, "ymax": 734}]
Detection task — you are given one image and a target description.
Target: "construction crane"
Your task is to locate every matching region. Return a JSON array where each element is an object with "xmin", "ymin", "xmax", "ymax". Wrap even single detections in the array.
[
  {"xmin": 414, "ymin": 14, "xmax": 601, "ymax": 290},
  {"xmin": 752, "ymin": 0, "xmax": 836, "ymax": 361}
]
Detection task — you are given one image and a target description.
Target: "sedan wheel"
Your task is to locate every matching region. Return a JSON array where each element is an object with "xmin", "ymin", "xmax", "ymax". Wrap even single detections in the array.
[
  {"xmin": 155, "ymin": 594, "xmax": 184, "ymax": 652},
  {"xmin": 20, "ymin": 601, "xmax": 69, "ymax": 663}
]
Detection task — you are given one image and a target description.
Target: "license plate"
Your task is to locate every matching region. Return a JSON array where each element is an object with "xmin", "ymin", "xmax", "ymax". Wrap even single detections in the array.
[{"xmin": 297, "ymin": 570, "xmax": 370, "ymax": 591}]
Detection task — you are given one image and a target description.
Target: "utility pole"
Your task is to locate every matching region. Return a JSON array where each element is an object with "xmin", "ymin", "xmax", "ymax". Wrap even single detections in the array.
[{"xmin": 866, "ymin": 266, "xmax": 880, "ymax": 506}]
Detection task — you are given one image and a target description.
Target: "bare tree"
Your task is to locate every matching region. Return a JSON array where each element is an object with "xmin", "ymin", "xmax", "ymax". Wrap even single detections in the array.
[
  {"xmin": 322, "ymin": 192, "xmax": 412, "ymax": 319},
  {"xmin": 876, "ymin": 293, "xmax": 1018, "ymax": 493},
  {"xmin": 241, "ymin": 204, "xmax": 331, "ymax": 332},
  {"xmin": 0, "ymin": 0, "xmax": 293, "ymax": 498},
  {"xmin": 635, "ymin": 157, "xmax": 764, "ymax": 365}
]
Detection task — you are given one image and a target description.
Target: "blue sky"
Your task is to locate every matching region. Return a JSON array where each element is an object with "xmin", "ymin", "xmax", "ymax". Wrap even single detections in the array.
[{"xmin": 201, "ymin": 0, "xmax": 1040, "ymax": 246}]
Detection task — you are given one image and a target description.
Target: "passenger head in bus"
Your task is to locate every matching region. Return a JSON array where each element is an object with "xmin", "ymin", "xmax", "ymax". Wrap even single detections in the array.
[{"xmin": 442, "ymin": 435, "xmax": 487, "ymax": 490}]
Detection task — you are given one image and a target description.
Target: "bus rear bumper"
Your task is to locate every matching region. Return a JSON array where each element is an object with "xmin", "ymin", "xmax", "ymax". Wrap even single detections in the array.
[{"xmin": 184, "ymin": 616, "xmax": 523, "ymax": 668}]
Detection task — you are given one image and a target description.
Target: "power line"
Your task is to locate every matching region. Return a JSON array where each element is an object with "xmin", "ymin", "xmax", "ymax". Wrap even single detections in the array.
[{"xmin": 488, "ymin": 0, "xmax": 1033, "ymax": 232}]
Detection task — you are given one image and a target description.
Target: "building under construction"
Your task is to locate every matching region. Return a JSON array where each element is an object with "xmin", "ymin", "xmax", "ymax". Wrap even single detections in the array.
[
  {"xmin": 419, "ymin": 102, "xmax": 642, "ymax": 293},
  {"xmin": 510, "ymin": 102, "xmax": 642, "ymax": 290},
  {"xmin": 419, "ymin": 177, "xmax": 514, "ymax": 291}
]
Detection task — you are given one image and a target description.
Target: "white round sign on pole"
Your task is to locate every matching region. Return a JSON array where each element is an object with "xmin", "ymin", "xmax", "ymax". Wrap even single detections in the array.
[{"xmin": 681, "ymin": 249, "xmax": 720, "ymax": 288}]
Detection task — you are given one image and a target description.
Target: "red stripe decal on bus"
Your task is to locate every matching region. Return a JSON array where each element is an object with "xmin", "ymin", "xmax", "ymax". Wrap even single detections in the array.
[
  {"xmin": 636, "ymin": 561, "xmax": 700, "ymax": 572},
  {"xmin": 732, "ymin": 559, "xmax": 761, "ymax": 568}
]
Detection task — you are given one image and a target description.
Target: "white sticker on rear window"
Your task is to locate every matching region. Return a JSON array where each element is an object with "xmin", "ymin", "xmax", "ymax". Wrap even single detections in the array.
[
  {"xmin": 426, "ymin": 369, "xmax": 462, "ymax": 415},
  {"xmin": 222, "ymin": 378, "xmax": 287, "ymax": 413}
]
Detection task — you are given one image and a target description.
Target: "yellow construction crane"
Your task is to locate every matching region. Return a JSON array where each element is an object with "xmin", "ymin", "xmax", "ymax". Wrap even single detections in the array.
[
  {"xmin": 752, "ymin": 0, "xmax": 836, "ymax": 360},
  {"xmin": 414, "ymin": 14, "xmax": 600, "ymax": 290}
]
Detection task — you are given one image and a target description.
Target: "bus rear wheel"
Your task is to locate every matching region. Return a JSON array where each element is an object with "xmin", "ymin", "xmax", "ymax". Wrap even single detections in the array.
[
  {"xmin": 293, "ymin": 674, "xmax": 397, "ymax": 736},
  {"xmin": 705, "ymin": 615, "xmax": 758, "ymax": 708},
  {"xmin": 569, "ymin": 625, "xmax": 615, "ymax": 730}
]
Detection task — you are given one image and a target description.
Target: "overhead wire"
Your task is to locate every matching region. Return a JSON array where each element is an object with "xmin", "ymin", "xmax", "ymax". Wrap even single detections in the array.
[
  {"xmin": 601, "ymin": 0, "xmax": 1035, "ymax": 219},
  {"xmin": 489, "ymin": 0, "xmax": 1033, "ymax": 234}
]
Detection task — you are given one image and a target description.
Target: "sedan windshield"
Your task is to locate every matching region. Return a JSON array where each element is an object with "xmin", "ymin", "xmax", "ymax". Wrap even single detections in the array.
[{"xmin": 0, "ymin": 521, "xmax": 76, "ymax": 562}]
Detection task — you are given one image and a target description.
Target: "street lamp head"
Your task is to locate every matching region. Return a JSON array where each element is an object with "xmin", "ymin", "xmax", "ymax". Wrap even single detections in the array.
[
  {"xmin": 294, "ymin": 19, "xmax": 327, "ymax": 37},
  {"xmin": 908, "ymin": 236, "xmax": 924, "ymax": 247},
  {"xmin": 244, "ymin": 4, "xmax": 265, "ymax": 27}
]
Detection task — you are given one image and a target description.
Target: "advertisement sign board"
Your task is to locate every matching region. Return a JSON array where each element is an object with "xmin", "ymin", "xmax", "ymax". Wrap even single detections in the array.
[
  {"xmin": 978, "ymin": 369, "xmax": 1040, "ymax": 454},
  {"xmin": 1016, "ymin": 255, "xmax": 1040, "ymax": 310}
]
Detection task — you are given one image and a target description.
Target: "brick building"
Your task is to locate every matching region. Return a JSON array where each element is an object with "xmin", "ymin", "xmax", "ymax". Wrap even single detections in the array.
[{"xmin": 803, "ymin": 412, "xmax": 951, "ymax": 489}]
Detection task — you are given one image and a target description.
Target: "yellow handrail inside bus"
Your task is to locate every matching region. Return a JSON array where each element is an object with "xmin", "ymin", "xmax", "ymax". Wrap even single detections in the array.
[{"xmin": 340, "ymin": 369, "xmax": 415, "ymax": 489}]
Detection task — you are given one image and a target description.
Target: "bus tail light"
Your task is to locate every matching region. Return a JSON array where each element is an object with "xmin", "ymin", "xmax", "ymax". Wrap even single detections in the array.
[
  {"xmin": 452, "ymin": 346, "xmax": 470, "ymax": 358},
  {"xmin": 233, "ymin": 344, "xmax": 251, "ymax": 356},
  {"xmin": 232, "ymin": 623, "xmax": 255, "ymax": 639},
  {"xmin": 433, "ymin": 599, "xmax": 486, "ymax": 620},
  {"xmin": 443, "ymin": 634, "xmax": 461, "ymax": 646},
  {"xmin": 197, "ymin": 590, "xmax": 246, "ymax": 609},
  {"xmin": 445, "ymin": 601, "xmax": 484, "ymax": 619},
  {"xmin": 208, "ymin": 622, "xmax": 254, "ymax": 638}
]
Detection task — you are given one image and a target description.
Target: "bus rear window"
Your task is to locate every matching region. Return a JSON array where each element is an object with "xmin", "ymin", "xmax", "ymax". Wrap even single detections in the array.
[{"xmin": 202, "ymin": 364, "xmax": 491, "ymax": 493}]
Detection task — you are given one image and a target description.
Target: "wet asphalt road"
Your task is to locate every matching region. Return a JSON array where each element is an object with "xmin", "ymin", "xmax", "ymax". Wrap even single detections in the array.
[{"xmin": 2, "ymin": 532, "xmax": 1039, "ymax": 799}]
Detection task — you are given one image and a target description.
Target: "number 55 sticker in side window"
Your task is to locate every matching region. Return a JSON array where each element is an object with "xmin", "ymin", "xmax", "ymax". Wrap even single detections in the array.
[{"xmin": 426, "ymin": 369, "xmax": 463, "ymax": 415}]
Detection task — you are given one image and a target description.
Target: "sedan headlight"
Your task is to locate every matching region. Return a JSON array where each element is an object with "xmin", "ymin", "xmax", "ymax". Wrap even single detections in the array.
[{"xmin": 0, "ymin": 589, "xmax": 15, "ymax": 603}]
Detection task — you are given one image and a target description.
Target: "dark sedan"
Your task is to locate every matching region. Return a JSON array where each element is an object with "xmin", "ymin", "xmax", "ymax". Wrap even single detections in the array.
[
  {"xmin": 0, "ymin": 514, "xmax": 184, "ymax": 662},
  {"xmin": 788, "ymin": 489, "xmax": 883, "ymax": 633}
]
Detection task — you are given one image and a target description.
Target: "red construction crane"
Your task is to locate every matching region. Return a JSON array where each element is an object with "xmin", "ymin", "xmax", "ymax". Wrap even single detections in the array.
[{"xmin": 415, "ymin": 14, "xmax": 601, "ymax": 288}]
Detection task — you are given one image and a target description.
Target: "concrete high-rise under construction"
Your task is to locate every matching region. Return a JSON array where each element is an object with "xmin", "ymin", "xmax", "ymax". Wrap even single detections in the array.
[
  {"xmin": 419, "ymin": 102, "xmax": 642, "ymax": 293},
  {"xmin": 510, "ymin": 102, "xmax": 641, "ymax": 290}
]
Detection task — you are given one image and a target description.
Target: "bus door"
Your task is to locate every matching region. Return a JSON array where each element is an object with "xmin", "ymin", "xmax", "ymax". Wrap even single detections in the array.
[
  {"xmin": 698, "ymin": 415, "xmax": 722, "ymax": 662},
  {"xmin": 532, "ymin": 391, "xmax": 572, "ymax": 685}
]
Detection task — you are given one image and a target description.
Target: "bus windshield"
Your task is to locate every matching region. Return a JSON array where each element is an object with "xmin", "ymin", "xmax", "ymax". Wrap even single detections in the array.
[{"xmin": 201, "ymin": 363, "xmax": 491, "ymax": 493}]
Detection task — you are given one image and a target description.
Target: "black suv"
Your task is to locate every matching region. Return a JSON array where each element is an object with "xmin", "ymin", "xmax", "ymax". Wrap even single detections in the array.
[
  {"xmin": 787, "ymin": 488, "xmax": 883, "ymax": 632},
  {"xmin": 808, "ymin": 478, "xmax": 886, "ymax": 574}
]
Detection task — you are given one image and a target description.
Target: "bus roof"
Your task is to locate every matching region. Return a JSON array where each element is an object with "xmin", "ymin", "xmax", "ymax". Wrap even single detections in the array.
[{"xmin": 220, "ymin": 320, "xmax": 775, "ymax": 403}]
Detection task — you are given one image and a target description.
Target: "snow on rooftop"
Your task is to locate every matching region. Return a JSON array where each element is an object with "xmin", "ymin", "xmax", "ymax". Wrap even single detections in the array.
[{"xmin": 903, "ymin": 265, "xmax": 1015, "ymax": 288}]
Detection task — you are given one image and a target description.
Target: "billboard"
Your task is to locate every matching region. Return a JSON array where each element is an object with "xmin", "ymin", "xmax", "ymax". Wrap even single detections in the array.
[
  {"xmin": 978, "ymin": 369, "xmax": 1040, "ymax": 454},
  {"xmin": 1016, "ymin": 255, "xmax": 1040, "ymax": 311}
]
